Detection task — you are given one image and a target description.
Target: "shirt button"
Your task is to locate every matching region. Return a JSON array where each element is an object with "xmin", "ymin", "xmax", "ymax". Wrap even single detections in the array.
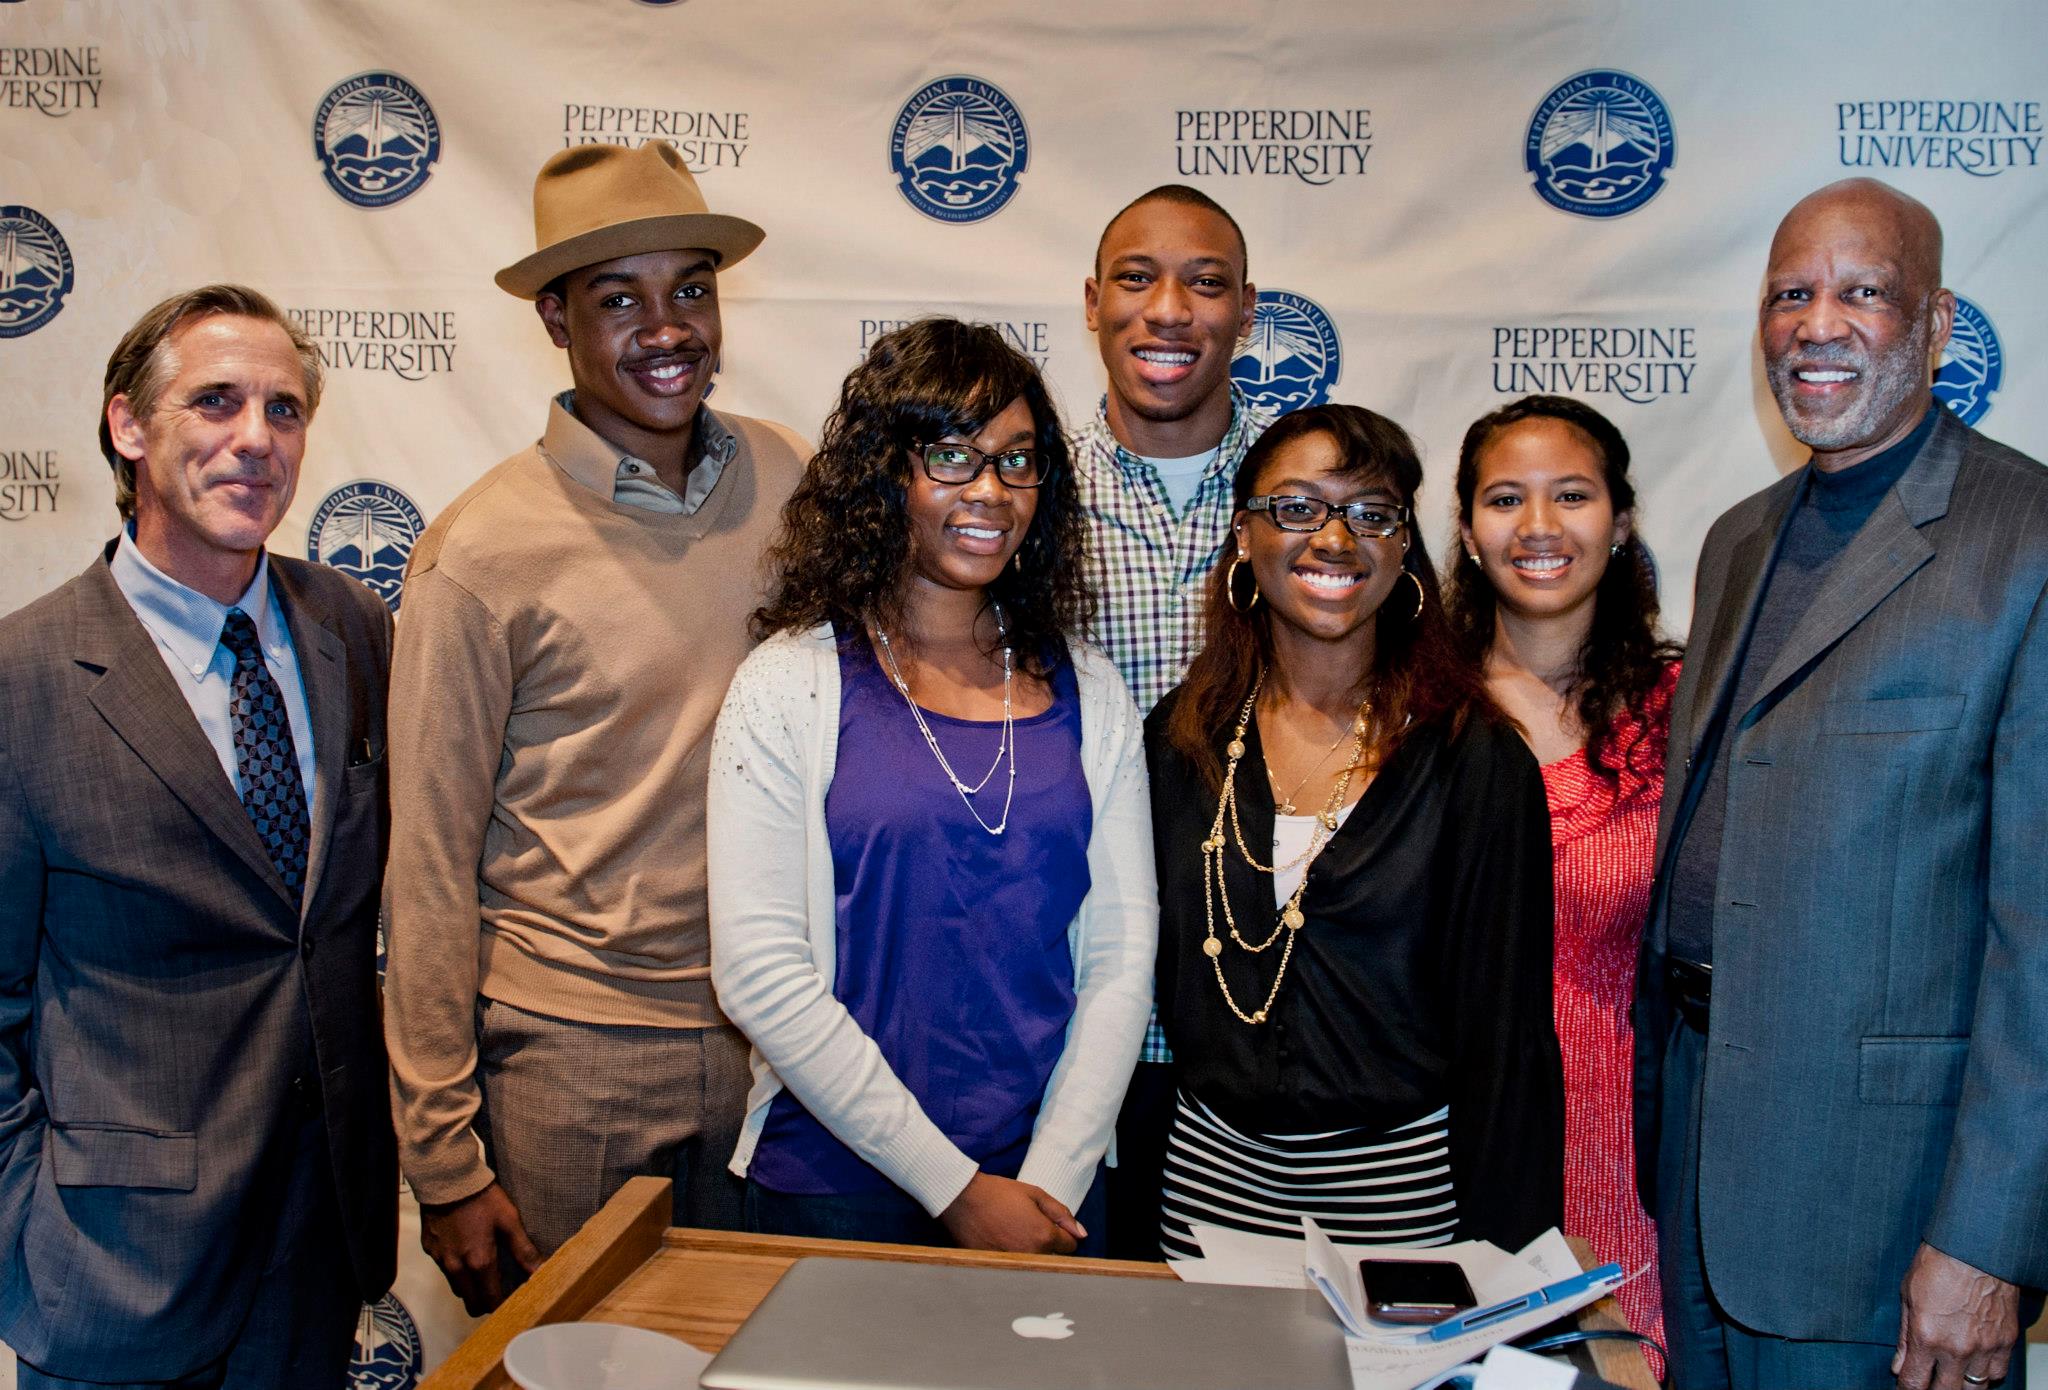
[{"xmin": 300, "ymin": 935, "xmax": 315, "ymax": 960}]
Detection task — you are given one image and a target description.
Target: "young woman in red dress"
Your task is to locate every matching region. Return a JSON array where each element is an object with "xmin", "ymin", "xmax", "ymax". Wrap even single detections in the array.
[{"xmin": 1447, "ymin": 395, "xmax": 1682, "ymax": 1358}]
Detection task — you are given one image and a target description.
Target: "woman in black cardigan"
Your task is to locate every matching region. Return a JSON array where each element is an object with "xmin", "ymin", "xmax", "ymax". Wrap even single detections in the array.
[{"xmin": 1147, "ymin": 403, "xmax": 1563, "ymax": 1259}]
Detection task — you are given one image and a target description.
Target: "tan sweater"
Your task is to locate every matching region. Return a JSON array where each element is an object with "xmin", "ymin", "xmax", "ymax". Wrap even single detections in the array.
[{"xmin": 384, "ymin": 398, "xmax": 806, "ymax": 1203}]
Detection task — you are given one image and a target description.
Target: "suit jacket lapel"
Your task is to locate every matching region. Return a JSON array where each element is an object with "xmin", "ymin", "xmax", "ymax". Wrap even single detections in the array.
[
  {"xmin": 73, "ymin": 557, "xmax": 296, "ymax": 911},
  {"xmin": 1740, "ymin": 410, "xmax": 1962, "ymax": 721},
  {"xmin": 272, "ymin": 560, "xmax": 349, "ymax": 922}
]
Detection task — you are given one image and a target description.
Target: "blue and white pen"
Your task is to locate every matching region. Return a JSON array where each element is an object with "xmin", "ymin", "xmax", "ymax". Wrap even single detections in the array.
[{"xmin": 1421, "ymin": 1263, "xmax": 1627, "ymax": 1343}]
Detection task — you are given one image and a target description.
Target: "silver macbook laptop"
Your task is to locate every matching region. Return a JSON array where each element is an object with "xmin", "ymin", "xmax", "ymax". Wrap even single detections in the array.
[{"xmin": 698, "ymin": 1255, "xmax": 1351, "ymax": 1390}]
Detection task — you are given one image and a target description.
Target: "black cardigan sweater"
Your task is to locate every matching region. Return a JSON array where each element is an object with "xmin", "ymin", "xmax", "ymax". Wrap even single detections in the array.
[{"xmin": 1145, "ymin": 689, "xmax": 1565, "ymax": 1250}]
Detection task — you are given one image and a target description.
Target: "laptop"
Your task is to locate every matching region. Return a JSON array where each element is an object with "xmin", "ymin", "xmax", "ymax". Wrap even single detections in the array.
[{"xmin": 698, "ymin": 1255, "xmax": 1352, "ymax": 1390}]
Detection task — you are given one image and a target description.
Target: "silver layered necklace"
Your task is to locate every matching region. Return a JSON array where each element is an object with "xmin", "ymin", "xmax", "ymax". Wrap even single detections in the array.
[{"xmin": 870, "ymin": 611, "xmax": 1016, "ymax": 837}]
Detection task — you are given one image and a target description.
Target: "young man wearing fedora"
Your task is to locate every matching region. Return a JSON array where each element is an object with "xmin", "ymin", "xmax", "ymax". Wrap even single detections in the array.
[{"xmin": 382, "ymin": 141, "xmax": 807, "ymax": 1313}]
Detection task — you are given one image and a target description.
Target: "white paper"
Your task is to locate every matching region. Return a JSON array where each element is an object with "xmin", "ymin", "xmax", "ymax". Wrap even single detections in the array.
[
  {"xmin": 1303, "ymin": 1215, "xmax": 1372, "ymax": 1336},
  {"xmin": 1511, "ymin": 1228, "xmax": 1581, "ymax": 1284},
  {"xmin": 1474, "ymin": 1344, "xmax": 1580, "ymax": 1389},
  {"xmin": 1176, "ymin": 1219, "xmax": 1623, "ymax": 1389},
  {"xmin": 1302, "ymin": 1219, "xmax": 1550, "ymax": 1344},
  {"xmin": 1165, "ymin": 1256, "xmax": 1305, "ymax": 1288},
  {"xmin": 1184, "ymin": 1221, "xmax": 1518, "ymax": 1301},
  {"xmin": 1184, "ymin": 1223, "xmax": 1313, "ymax": 1287}
]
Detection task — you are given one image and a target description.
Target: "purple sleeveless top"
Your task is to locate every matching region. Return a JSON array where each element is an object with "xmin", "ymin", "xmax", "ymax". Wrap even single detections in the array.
[{"xmin": 749, "ymin": 635, "xmax": 1093, "ymax": 1196}]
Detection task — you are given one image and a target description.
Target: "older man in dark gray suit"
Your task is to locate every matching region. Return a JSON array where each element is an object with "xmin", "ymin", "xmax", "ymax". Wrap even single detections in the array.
[
  {"xmin": 1637, "ymin": 178, "xmax": 2048, "ymax": 1390},
  {"xmin": 0, "ymin": 286, "xmax": 395, "ymax": 1387}
]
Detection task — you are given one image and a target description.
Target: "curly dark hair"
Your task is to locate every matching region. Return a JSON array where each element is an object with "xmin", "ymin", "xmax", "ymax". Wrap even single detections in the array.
[
  {"xmin": 1165, "ymin": 404, "xmax": 1500, "ymax": 791},
  {"xmin": 752, "ymin": 317, "xmax": 1091, "ymax": 676},
  {"xmin": 1444, "ymin": 394, "xmax": 1683, "ymax": 780}
]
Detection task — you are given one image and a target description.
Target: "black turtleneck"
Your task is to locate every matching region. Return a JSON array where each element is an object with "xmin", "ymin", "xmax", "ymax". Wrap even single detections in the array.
[{"xmin": 1665, "ymin": 404, "xmax": 1941, "ymax": 967}]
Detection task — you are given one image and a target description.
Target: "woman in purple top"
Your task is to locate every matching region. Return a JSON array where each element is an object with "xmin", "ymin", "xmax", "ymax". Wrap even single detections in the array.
[{"xmin": 708, "ymin": 319, "xmax": 1158, "ymax": 1254}]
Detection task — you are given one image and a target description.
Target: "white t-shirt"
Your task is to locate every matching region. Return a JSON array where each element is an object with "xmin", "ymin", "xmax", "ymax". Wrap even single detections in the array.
[
  {"xmin": 1140, "ymin": 446, "xmax": 1222, "ymax": 516},
  {"xmin": 1271, "ymin": 803, "xmax": 1357, "ymax": 907}
]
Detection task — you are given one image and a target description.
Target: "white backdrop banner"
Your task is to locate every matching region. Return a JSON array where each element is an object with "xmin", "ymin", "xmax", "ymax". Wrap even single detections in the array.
[{"xmin": 2, "ymin": 0, "xmax": 2044, "ymax": 1383}]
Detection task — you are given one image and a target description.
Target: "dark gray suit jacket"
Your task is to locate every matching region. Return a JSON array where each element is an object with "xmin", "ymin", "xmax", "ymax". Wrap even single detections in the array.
[
  {"xmin": 0, "ymin": 547, "xmax": 397, "ymax": 1381},
  {"xmin": 1634, "ymin": 408, "xmax": 2048, "ymax": 1343}
]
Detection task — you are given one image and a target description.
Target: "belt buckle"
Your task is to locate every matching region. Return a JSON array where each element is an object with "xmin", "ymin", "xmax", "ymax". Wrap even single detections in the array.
[{"xmin": 1666, "ymin": 958, "xmax": 1712, "ymax": 1029}]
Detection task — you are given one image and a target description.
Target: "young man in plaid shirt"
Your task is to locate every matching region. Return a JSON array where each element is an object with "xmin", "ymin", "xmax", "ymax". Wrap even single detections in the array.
[{"xmin": 1074, "ymin": 185, "xmax": 1271, "ymax": 1256}]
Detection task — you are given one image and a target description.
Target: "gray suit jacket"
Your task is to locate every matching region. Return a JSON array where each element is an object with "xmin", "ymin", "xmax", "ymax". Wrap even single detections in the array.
[
  {"xmin": 1634, "ymin": 408, "xmax": 2048, "ymax": 1342},
  {"xmin": 0, "ymin": 547, "xmax": 397, "ymax": 1381}
]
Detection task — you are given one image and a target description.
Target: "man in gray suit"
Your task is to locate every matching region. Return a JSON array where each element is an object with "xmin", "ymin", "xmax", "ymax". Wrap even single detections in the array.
[
  {"xmin": 1637, "ymin": 178, "xmax": 2048, "ymax": 1390},
  {"xmin": 0, "ymin": 285, "xmax": 396, "ymax": 1387}
]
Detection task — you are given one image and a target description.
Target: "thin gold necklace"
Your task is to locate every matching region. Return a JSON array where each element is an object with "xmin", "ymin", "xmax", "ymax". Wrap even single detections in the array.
[
  {"xmin": 1200, "ymin": 674, "xmax": 1371, "ymax": 1025},
  {"xmin": 1266, "ymin": 717, "xmax": 1356, "ymax": 815}
]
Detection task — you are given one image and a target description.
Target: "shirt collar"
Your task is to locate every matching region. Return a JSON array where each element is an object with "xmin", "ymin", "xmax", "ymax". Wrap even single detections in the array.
[
  {"xmin": 1090, "ymin": 386, "xmax": 1262, "ymax": 479},
  {"xmin": 542, "ymin": 391, "xmax": 737, "ymax": 499},
  {"xmin": 1806, "ymin": 402, "xmax": 1939, "ymax": 507},
  {"xmin": 110, "ymin": 526, "xmax": 283, "ymax": 679}
]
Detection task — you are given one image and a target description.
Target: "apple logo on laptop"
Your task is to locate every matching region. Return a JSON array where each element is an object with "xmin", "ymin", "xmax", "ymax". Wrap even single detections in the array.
[{"xmin": 1011, "ymin": 1312, "xmax": 1075, "ymax": 1341}]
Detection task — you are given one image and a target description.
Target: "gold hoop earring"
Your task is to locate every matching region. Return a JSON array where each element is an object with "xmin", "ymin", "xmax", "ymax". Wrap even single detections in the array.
[
  {"xmin": 1399, "ymin": 569, "xmax": 1426, "ymax": 622},
  {"xmin": 1226, "ymin": 556, "xmax": 1261, "ymax": 613}
]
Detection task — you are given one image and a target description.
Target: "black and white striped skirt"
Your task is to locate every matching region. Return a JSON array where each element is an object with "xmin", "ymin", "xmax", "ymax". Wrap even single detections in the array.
[{"xmin": 1158, "ymin": 1090, "xmax": 1458, "ymax": 1261}]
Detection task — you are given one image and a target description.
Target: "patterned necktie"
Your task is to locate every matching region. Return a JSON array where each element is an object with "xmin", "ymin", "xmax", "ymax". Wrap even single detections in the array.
[{"xmin": 220, "ymin": 609, "xmax": 310, "ymax": 905}]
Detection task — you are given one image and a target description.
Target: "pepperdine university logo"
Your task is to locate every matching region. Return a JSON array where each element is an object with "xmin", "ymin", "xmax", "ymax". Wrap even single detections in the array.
[
  {"xmin": 349, "ymin": 1293, "xmax": 424, "ymax": 1390},
  {"xmin": 0, "ymin": 205, "xmax": 74, "ymax": 338},
  {"xmin": 890, "ymin": 76, "xmax": 1029, "ymax": 224},
  {"xmin": 309, "ymin": 481, "xmax": 426, "ymax": 612},
  {"xmin": 1231, "ymin": 290, "xmax": 1341, "ymax": 414},
  {"xmin": 1934, "ymin": 296, "xmax": 2003, "ymax": 427},
  {"xmin": 0, "ymin": 447, "xmax": 60, "ymax": 520},
  {"xmin": 314, "ymin": 72, "xmax": 441, "ymax": 208},
  {"xmin": 1837, "ymin": 100, "xmax": 2040, "ymax": 177},
  {"xmin": 2, "ymin": 45, "xmax": 103, "ymax": 116},
  {"xmin": 1525, "ymin": 70, "xmax": 1674, "ymax": 217},
  {"xmin": 860, "ymin": 315, "xmax": 1049, "ymax": 369}
]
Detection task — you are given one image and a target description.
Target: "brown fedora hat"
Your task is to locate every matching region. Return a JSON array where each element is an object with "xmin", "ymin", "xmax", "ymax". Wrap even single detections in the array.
[{"xmin": 494, "ymin": 141, "xmax": 765, "ymax": 299}]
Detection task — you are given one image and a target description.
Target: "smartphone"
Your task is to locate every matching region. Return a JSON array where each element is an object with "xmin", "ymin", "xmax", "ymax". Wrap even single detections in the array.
[{"xmin": 1358, "ymin": 1257, "xmax": 1479, "ymax": 1325}]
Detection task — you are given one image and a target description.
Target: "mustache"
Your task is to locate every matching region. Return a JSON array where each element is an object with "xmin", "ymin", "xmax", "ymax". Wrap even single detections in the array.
[
  {"xmin": 620, "ymin": 347, "xmax": 706, "ymax": 369},
  {"xmin": 1775, "ymin": 342, "xmax": 1861, "ymax": 369}
]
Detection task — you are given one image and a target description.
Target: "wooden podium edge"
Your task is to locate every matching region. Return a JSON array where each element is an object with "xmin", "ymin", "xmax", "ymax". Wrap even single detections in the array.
[{"xmin": 419, "ymin": 1175, "xmax": 674, "ymax": 1390}]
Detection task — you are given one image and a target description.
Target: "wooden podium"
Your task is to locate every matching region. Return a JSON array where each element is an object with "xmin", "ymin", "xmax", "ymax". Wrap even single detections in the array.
[{"xmin": 421, "ymin": 1176, "xmax": 1657, "ymax": 1390}]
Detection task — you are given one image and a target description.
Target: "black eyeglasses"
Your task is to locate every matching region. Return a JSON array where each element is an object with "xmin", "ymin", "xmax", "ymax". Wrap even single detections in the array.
[
  {"xmin": 919, "ymin": 442, "xmax": 1050, "ymax": 489},
  {"xmin": 1246, "ymin": 494, "xmax": 1410, "ymax": 538}
]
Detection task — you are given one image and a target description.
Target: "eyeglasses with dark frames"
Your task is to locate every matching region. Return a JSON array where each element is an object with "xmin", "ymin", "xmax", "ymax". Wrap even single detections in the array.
[
  {"xmin": 918, "ymin": 442, "xmax": 1050, "ymax": 489},
  {"xmin": 1245, "ymin": 493, "xmax": 1410, "ymax": 538}
]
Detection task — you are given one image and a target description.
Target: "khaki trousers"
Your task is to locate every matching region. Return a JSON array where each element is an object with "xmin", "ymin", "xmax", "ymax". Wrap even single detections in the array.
[{"xmin": 475, "ymin": 997, "xmax": 751, "ymax": 1255}]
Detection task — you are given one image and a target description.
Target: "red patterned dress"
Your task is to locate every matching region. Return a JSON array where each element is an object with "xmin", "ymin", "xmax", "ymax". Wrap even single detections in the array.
[{"xmin": 1541, "ymin": 662, "xmax": 1678, "ymax": 1350}]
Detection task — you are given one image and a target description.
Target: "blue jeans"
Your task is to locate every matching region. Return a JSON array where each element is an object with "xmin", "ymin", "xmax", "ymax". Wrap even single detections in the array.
[{"xmin": 747, "ymin": 1165, "xmax": 1110, "ymax": 1258}]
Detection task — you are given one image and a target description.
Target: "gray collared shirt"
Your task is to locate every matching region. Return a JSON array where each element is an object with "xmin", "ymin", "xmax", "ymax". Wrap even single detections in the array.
[{"xmin": 553, "ymin": 390, "xmax": 737, "ymax": 515}]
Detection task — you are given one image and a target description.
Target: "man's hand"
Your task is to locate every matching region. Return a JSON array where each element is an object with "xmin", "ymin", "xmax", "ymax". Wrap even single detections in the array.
[
  {"xmin": 1893, "ymin": 1242, "xmax": 2019, "ymax": 1390},
  {"xmin": 420, "ymin": 1181, "xmax": 543, "ymax": 1316},
  {"xmin": 939, "ymin": 1172, "xmax": 1086, "ymax": 1254}
]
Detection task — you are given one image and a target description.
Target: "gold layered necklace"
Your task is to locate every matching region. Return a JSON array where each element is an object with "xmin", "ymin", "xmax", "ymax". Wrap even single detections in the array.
[{"xmin": 1201, "ymin": 674, "xmax": 1371, "ymax": 1025}]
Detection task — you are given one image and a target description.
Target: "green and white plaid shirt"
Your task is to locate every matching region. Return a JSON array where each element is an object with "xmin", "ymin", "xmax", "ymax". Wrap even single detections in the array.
[{"xmin": 1072, "ymin": 387, "xmax": 1273, "ymax": 1062}]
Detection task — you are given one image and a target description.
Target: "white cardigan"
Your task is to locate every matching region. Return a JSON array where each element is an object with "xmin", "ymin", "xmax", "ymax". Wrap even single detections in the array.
[{"xmin": 707, "ymin": 623, "xmax": 1158, "ymax": 1217}]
